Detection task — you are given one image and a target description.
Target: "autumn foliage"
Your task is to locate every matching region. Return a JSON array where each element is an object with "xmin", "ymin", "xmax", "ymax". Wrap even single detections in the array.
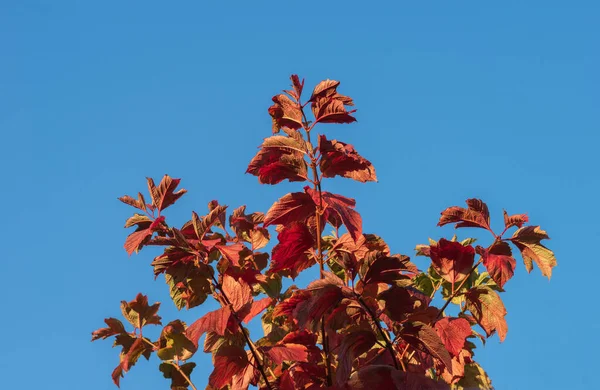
[{"xmin": 93, "ymin": 75, "xmax": 557, "ymax": 389}]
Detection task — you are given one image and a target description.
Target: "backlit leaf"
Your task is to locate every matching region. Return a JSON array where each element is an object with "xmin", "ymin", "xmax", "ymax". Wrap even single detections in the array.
[
  {"xmin": 208, "ymin": 345, "xmax": 249, "ymax": 389},
  {"xmin": 269, "ymin": 222, "xmax": 315, "ymax": 278},
  {"xmin": 147, "ymin": 175, "xmax": 187, "ymax": 212},
  {"xmin": 434, "ymin": 317, "xmax": 472, "ymax": 357},
  {"xmin": 321, "ymin": 192, "xmax": 362, "ymax": 242},
  {"xmin": 477, "ymin": 242, "xmax": 516, "ymax": 288},
  {"xmin": 264, "ymin": 192, "xmax": 316, "ymax": 227},
  {"xmin": 186, "ymin": 306, "xmax": 231, "ymax": 347},
  {"xmin": 438, "ymin": 198, "xmax": 491, "ymax": 230},
  {"xmin": 503, "ymin": 210, "xmax": 529, "ymax": 230},
  {"xmin": 120, "ymin": 293, "xmax": 161, "ymax": 329},
  {"xmin": 400, "ymin": 322, "xmax": 452, "ymax": 373},
  {"xmin": 465, "ymin": 286, "xmax": 507, "ymax": 342},
  {"xmin": 262, "ymin": 343, "xmax": 308, "ymax": 365},
  {"xmin": 510, "ymin": 225, "xmax": 557, "ymax": 279},
  {"xmin": 429, "ymin": 239, "xmax": 475, "ymax": 284},
  {"xmin": 318, "ymin": 135, "xmax": 377, "ymax": 183},
  {"xmin": 336, "ymin": 330, "xmax": 377, "ymax": 385}
]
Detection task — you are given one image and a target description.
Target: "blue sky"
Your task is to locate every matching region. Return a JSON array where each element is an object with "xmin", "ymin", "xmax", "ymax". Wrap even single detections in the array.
[{"xmin": 1, "ymin": 1, "xmax": 598, "ymax": 389}]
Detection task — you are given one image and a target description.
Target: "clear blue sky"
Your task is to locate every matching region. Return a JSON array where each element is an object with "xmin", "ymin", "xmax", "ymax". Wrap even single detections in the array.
[{"xmin": 1, "ymin": 1, "xmax": 598, "ymax": 389}]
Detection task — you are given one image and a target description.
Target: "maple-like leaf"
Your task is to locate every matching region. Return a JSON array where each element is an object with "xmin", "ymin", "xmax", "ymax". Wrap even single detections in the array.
[
  {"xmin": 269, "ymin": 222, "xmax": 315, "ymax": 278},
  {"xmin": 157, "ymin": 320, "xmax": 198, "ymax": 361},
  {"xmin": 362, "ymin": 252, "xmax": 414, "ymax": 285},
  {"xmin": 262, "ymin": 343, "xmax": 309, "ymax": 365},
  {"xmin": 164, "ymin": 261, "xmax": 213, "ymax": 310},
  {"xmin": 336, "ymin": 330, "xmax": 377, "ymax": 385},
  {"xmin": 264, "ymin": 192, "xmax": 316, "ymax": 227},
  {"xmin": 91, "ymin": 318, "xmax": 126, "ymax": 341},
  {"xmin": 186, "ymin": 306, "xmax": 231, "ymax": 347},
  {"xmin": 434, "ymin": 317, "xmax": 472, "ymax": 357},
  {"xmin": 222, "ymin": 274, "xmax": 253, "ymax": 311},
  {"xmin": 318, "ymin": 135, "xmax": 377, "ymax": 183},
  {"xmin": 295, "ymin": 285, "xmax": 349, "ymax": 331},
  {"xmin": 510, "ymin": 225, "xmax": 557, "ymax": 279},
  {"xmin": 455, "ymin": 362, "xmax": 493, "ymax": 390},
  {"xmin": 477, "ymin": 242, "xmax": 516, "ymax": 288},
  {"xmin": 503, "ymin": 210, "xmax": 529, "ymax": 230},
  {"xmin": 429, "ymin": 239, "xmax": 475, "ymax": 284},
  {"xmin": 247, "ymin": 135, "xmax": 308, "ymax": 184},
  {"xmin": 159, "ymin": 362, "xmax": 196, "ymax": 390},
  {"xmin": 341, "ymin": 365, "xmax": 449, "ymax": 390},
  {"xmin": 120, "ymin": 293, "xmax": 162, "ymax": 329},
  {"xmin": 118, "ymin": 192, "xmax": 148, "ymax": 211},
  {"xmin": 208, "ymin": 345, "xmax": 249, "ymax": 389},
  {"xmin": 400, "ymin": 322, "xmax": 453, "ymax": 373},
  {"xmin": 465, "ymin": 286, "xmax": 508, "ymax": 342},
  {"xmin": 438, "ymin": 199, "xmax": 491, "ymax": 230},
  {"xmin": 146, "ymin": 175, "xmax": 187, "ymax": 212},
  {"xmin": 321, "ymin": 192, "xmax": 362, "ymax": 242},
  {"xmin": 192, "ymin": 205, "xmax": 228, "ymax": 241}
]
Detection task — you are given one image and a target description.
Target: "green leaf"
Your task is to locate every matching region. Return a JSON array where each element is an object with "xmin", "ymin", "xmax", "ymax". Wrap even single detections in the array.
[{"xmin": 159, "ymin": 362, "xmax": 196, "ymax": 390}]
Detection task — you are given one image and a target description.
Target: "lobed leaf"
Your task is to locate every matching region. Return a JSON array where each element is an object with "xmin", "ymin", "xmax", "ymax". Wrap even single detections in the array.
[
  {"xmin": 438, "ymin": 199, "xmax": 491, "ymax": 230},
  {"xmin": 465, "ymin": 286, "xmax": 508, "ymax": 342},
  {"xmin": 510, "ymin": 225, "xmax": 557, "ymax": 279},
  {"xmin": 318, "ymin": 135, "xmax": 377, "ymax": 183}
]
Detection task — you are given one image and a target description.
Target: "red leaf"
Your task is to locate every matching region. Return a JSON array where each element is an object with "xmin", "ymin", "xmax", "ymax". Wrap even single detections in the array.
[
  {"xmin": 465, "ymin": 286, "xmax": 508, "ymax": 342},
  {"xmin": 192, "ymin": 205, "xmax": 228, "ymax": 241},
  {"xmin": 310, "ymin": 79, "xmax": 341, "ymax": 101},
  {"xmin": 378, "ymin": 286, "xmax": 417, "ymax": 322},
  {"xmin": 262, "ymin": 343, "xmax": 309, "ymax": 365},
  {"xmin": 434, "ymin": 317, "xmax": 472, "ymax": 357},
  {"xmin": 120, "ymin": 293, "xmax": 162, "ymax": 329},
  {"xmin": 363, "ymin": 253, "xmax": 414, "ymax": 285},
  {"xmin": 318, "ymin": 135, "xmax": 377, "ymax": 183},
  {"xmin": 269, "ymin": 222, "xmax": 315, "ymax": 278},
  {"xmin": 429, "ymin": 239, "xmax": 475, "ymax": 284},
  {"xmin": 438, "ymin": 198, "xmax": 491, "ymax": 230},
  {"xmin": 291, "ymin": 74, "xmax": 304, "ymax": 99},
  {"xmin": 222, "ymin": 275, "xmax": 252, "ymax": 311},
  {"xmin": 477, "ymin": 242, "xmax": 516, "ymax": 288},
  {"xmin": 400, "ymin": 322, "xmax": 453, "ymax": 373},
  {"xmin": 247, "ymin": 135, "xmax": 308, "ymax": 184},
  {"xmin": 91, "ymin": 318, "xmax": 126, "ymax": 341},
  {"xmin": 147, "ymin": 175, "xmax": 187, "ymax": 212},
  {"xmin": 186, "ymin": 306, "xmax": 231, "ymax": 346},
  {"xmin": 124, "ymin": 228, "xmax": 153, "ymax": 256},
  {"xmin": 336, "ymin": 330, "xmax": 377, "ymax": 385},
  {"xmin": 118, "ymin": 192, "xmax": 147, "ymax": 211},
  {"xmin": 264, "ymin": 192, "xmax": 316, "ymax": 227},
  {"xmin": 296, "ymin": 285, "xmax": 347, "ymax": 331},
  {"xmin": 268, "ymin": 94, "xmax": 303, "ymax": 132},
  {"xmin": 313, "ymin": 96, "xmax": 357, "ymax": 124},
  {"xmin": 321, "ymin": 192, "xmax": 362, "ymax": 242},
  {"xmin": 503, "ymin": 210, "xmax": 529, "ymax": 230},
  {"xmin": 341, "ymin": 365, "xmax": 449, "ymax": 390},
  {"xmin": 209, "ymin": 345, "xmax": 249, "ymax": 389},
  {"xmin": 241, "ymin": 297, "xmax": 274, "ymax": 323}
]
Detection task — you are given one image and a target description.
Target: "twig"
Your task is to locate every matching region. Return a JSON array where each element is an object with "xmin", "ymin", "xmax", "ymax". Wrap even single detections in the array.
[
  {"xmin": 170, "ymin": 361, "xmax": 198, "ymax": 390},
  {"xmin": 357, "ymin": 296, "xmax": 400, "ymax": 370}
]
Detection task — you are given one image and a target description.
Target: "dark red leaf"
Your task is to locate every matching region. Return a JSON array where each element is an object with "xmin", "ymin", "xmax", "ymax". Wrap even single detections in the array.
[
  {"xmin": 264, "ymin": 192, "xmax": 316, "ymax": 227},
  {"xmin": 378, "ymin": 286, "xmax": 417, "ymax": 322},
  {"xmin": 262, "ymin": 344, "xmax": 309, "ymax": 365},
  {"xmin": 318, "ymin": 135, "xmax": 377, "ymax": 183},
  {"xmin": 341, "ymin": 365, "xmax": 449, "ymax": 390},
  {"xmin": 503, "ymin": 210, "xmax": 529, "ymax": 230},
  {"xmin": 434, "ymin": 317, "xmax": 472, "ymax": 357},
  {"xmin": 438, "ymin": 198, "xmax": 490, "ymax": 230},
  {"xmin": 291, "ymin": 74, "xmax": 304, "ymax": 99},
  {"xmin": 247, "ymin": 135, "xmax": 308, "ymax": 184},
  {"xmin": 363, "ymin": 253, "xmax": 414, "ymax": 285},
  {"xmin": 269, "ymin": 222, "xmax": 315, "ymax": 278},
  {"xmin": 336, "ymin": 330, "xmax": 377, "ymax": 384},
  {"xmin": 477, "ymin": 242, "xmax": 516, "ymax": 288},
  {"xmin": 269, "ymin": 94, "xmax": 303, "ymax": 133},
  {"xmin": 321, "ymin": 192, "xmax": 362, "ymax": 242},
  {"xmin": 147, "ymin": 175, "xmax": 187, "ymax": 212},
  {"xmin": 209, "ymin": 345, "xmax": 249, "ymax": 389},
  {"xmin": 429, "ymin": 239, "xmax": 475, "ymax": 284},
  {"xmin": 186, "ymin": 306, "xmax": 231, "ymax": 346},
  {"xmin": 400, "ymin": 322, "xmax": 453, "ymax": 373},
  {"xmin": 91, "ymin": 318, "xmax": 126, "ymax": 341}
]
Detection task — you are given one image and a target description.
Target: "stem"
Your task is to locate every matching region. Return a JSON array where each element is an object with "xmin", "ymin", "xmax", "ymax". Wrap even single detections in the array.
[
  {"xmin": 436, "ymin": 258, "xmax": 484, "ymax": 319},
  {"xmin": 357, "ymin": 296, "xmax": 400, "ymax": 370},
  {"xmin": 399, "ymin": 343, "xmax": 410, "ymax": 370},
  {"xmin": 300, "ymin": 102, "xmax": 332, "ymax": 386},
  {"xmin": 170, "ymin": 361, "xmax": 198, "ymax": 390},
  {"xmin": 211, "ymin": 276, "xmax": 273, "ymax": 390}
]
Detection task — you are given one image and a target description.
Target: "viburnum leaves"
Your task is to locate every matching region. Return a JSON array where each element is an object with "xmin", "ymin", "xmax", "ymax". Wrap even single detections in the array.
[
  {"xmin": 477, "ymin": 242, "xmax": 516, "ymax": 288},
  {"xmin": 465, "ymin": 286, "xmax": 508, "ymax": 342},
  {"xmin": 429, "ymin": 239, "xmax": 475, "ymax": 284},
  {"xmin": 96, "ymin": 77, "xmax": 558, "ymax": 390},
  {"xmin": 438, "ymin": 199, "xmax": 491, "ymax": 231},
  {"xmin": 247, "ymin": 135, "xmax": 308, "ymax": 184},
  {"xmin": 318, "ymin": 135, "xmax": 377, "ymax": 183},
  {"xmin": 510, "ymin": 226, "xmax": 557, "ymax": 279}
]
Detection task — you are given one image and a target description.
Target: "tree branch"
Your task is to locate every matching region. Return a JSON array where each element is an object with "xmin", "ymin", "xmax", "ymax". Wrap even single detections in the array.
[{"xmin": 357, "ymin": 296, "xmax": 399, "ymax": 370}]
